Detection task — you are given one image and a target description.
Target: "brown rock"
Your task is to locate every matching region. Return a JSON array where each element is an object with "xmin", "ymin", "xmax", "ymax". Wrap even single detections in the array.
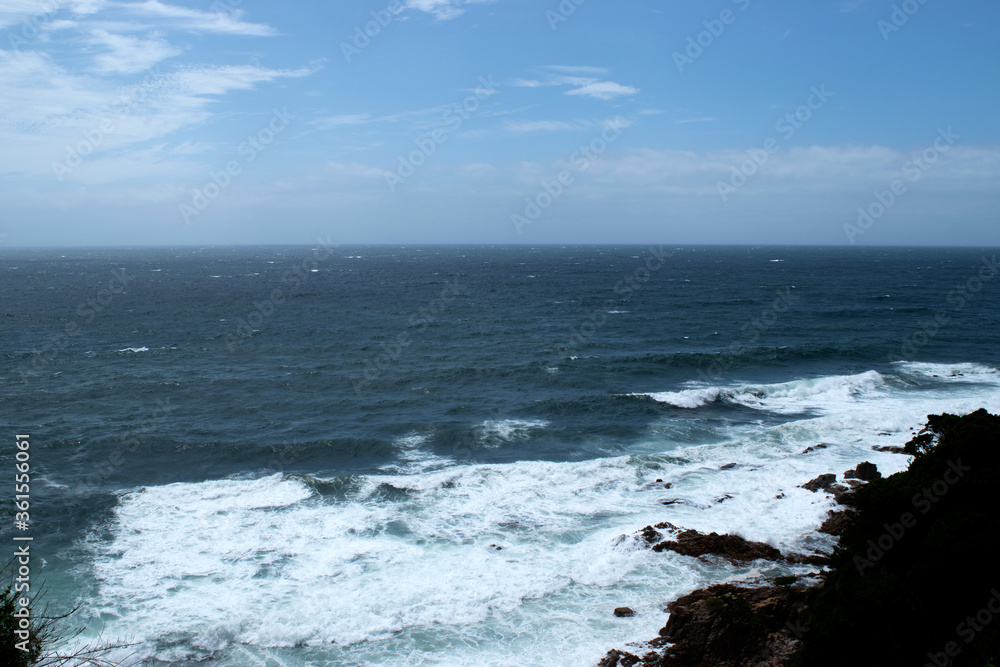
[
  {"xmin": 819, "ymin": 509, "xmax": 856, "ymax": 535},
  {"xmin": 786, "ymin": 553, "xmax": 829, "ymax": 566},
  {"xmin": 656, "ymin": 584, "xmax": 809, "ymax": 667},
  {"xmin": 872, "ymin": 445, "xmax": 905, "ymax": 454},
  {"xmin": 598, "ymin": 648, "xmax": 640, "ymax": 667},
  {"xmin": 800, "ymin": 473, "xmax": 836, "ymax": 492},
  {"xmin": 614, "ymin": 606, "xmax": 636, "ymax": 617},
  {"xmin": 638, "ymin": 525, "xmax": 662, "ymax": 546},
  {"xmin": 800, "ymin": 443, "xmax": 829, "ymax": 454},
  {"xmin": 830, "ymin": 482, "xmax": 860, "ymax": 507},
  {"xmin": 651, "ymin": 529, "xmax": 783, "ymax": 564},
  {"xmin": 844, "ymin": 461, "xmax": 881, "ymax": 481}
]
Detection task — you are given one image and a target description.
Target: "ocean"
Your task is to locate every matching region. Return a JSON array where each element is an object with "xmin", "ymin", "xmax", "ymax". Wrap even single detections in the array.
[{"xmin": 2, "ymin": 244, "xmax": 999, "ymax": 666}]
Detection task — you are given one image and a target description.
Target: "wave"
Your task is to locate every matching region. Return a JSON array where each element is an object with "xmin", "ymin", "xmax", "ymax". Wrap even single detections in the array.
[
  {"xmin": 76, "ymin": 366, "xmax": 1000, "ymax": 666},
  {"xmin": 474, "ymin": 419, "xmax": 549, "ymax": 447},
  {"xmin": 892, "ymin": 361, "xmax": 1000, "ymax": 383},
  {"xmin": 378, "ymin": 432, "xmax": 454, "ymax": 473},
  {"xmin": 634, "ymin": 370, "xmax": 887, "ymax": 415}
]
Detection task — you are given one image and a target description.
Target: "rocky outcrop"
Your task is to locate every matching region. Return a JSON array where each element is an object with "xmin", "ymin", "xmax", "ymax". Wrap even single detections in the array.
[
  {"xmin": 600, "ymin": 410, "xmax": 1000, "ymax": 667},
  {"xmin": 800, "ymin": 473, "xmax": 835, "ymax": 492},
  {"xmin": 599, "ymin": 583, "xmax": 810, "ymax": 667},
  {"xmin": 650, "ymin": 530, "xmax": 783, "ymax": 565},
  {"xmin": 843, "ymin": 461, "xmax": 880, "ymax": 481},
  {"xmin": 828, "ymin": 479, "xmax": 861, "ymax": 506},
  {"xmin": 818, "ymin": 509, "xmax": 855, "ymax": 535}
]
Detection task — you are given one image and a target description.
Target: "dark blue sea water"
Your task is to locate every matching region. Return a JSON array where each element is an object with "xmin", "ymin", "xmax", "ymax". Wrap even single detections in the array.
[{"xmin": 2, "ymin": 245, "xmax": 999, "ymax": 665}]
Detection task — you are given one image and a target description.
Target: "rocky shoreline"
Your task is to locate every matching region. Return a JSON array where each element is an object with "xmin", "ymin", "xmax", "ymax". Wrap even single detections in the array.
[
  {"xmin": 598, "ymin": 409, "xmax": 1000, "ymax": 666},
  {"xmin": 597, "ymin": 454, "xmax": 907, "ymax": 666}
]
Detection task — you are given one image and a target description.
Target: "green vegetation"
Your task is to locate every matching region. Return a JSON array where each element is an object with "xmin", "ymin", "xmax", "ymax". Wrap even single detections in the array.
[
  {"xmin": 1, "ymin": 583, "xmax": 43, "ymax": 665},
  {"xmin": 1, "ymin": 569, "xmax": 131, "ymax": 667},
  {"xmin": 794, "ymin": 409, "xmax": 1000, "ymax": 666}
]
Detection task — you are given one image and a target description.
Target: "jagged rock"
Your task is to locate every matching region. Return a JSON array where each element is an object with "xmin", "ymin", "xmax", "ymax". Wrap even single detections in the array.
[
  {"xmin": 720, "ymin": 463, "xmax": 739, "ymax": 470},
  {"xmin": 614, "ymin": 607, "xmax": 636, "ymax": 617},
  {"xmin": 843, "ymin": 461, "xmax": 881, "ymax": 481},
  {"xmin": 786, "ymin": 553, "xmax": 829, "ymax": 566},
  {"xmin": 872, "ymin": 445, "xmax": 905, "ymax": 454},
  {"xmin": 651, "ymin": 529, "xmax": 783, "ymax": 564},
  {"xmin": 654, "ymin": 521, "xmax": 680, "ymax": 532},
  {"xmin": 656, "ymin": 584, "xmax": 809, "ymax": 667},
  {"xmin": 775, "ymin": 492, "xmax": 785, "ymax": 499},
  {"xmin": 638, "ymin": 525, "xmax": 662, "ymax": 545},
  {"xmin": 830, "ymin": 480, "xmax": 862, "ymax": 506},
  {"xmin": 800, "ymin": 473, "xmax": 836, "ymax": 492},
  {"xmin": 715, "ymin": 494, "xmax": 734, "ymax": 503},
  {"xmin": 598, "ymin": 649, "xmax": 641, "ymax": 667},
  {"xmin": 800, "ymin": 443, "xmax": 829, "ymax": 454},
  {"xmin": 819, "ymin": 509, "xmax": 855, "ymax": 535}
]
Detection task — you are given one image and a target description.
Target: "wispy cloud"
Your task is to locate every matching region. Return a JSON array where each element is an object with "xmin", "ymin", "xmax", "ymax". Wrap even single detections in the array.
[
  {"xmin": 565, "ymin": 81, "xmax": 638, "ymax": 100},
  {"xmin": 504, "ymin": 120, "xmax": 577, "ymax": 133},
  {"xmin": 89, "ymin": 29, "xmax": 182, "ymax": 74},
  {"xmin": 121, "ymin": 0, "xmax": 277, "ymax": 36},
  {"xmin": 403, "ymin": 0, "xmax": 498, "ymax": 20},
  {"xmin": 315, "ymin": 113, "xmax": 373, "ymax": 129},
  {"xmin": 512, "ymin": 66, "xmax": 639, "ymax": 101},
  {"xmin": 0, "ymin": 58, "xmax": 319, "ymax": 177},
  {"xmin": 503, "ymin": 117, "xmax": 633, "ymax": 134}
]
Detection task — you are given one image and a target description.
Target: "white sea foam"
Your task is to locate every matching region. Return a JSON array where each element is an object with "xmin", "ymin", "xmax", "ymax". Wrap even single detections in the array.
[
  {"xmin": 74, "ymin": 368, "xmax": 1000, "ymax": 666},
  {"xmin": 475, "ymin": 418, "xmax": 549, "ymax": 447},
  {"xmin": 117, "ymin": 346, "xmax": 149, "ymax": 353},
  {"xmin": 637, "ymin": 370, "xmax": 887, "ymax": 414},
  {"xmin": 378, "ymin": 433, "xmax": 454, "ymax": 473},
  {"xmin": 893, "ymin": 361, "xmax": 1000, "ymax": 383}
]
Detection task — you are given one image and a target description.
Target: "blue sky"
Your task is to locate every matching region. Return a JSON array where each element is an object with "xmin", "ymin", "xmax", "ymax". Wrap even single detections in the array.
[{"xmin": 0, "ymin": 0, "xmax": 997, "ymax": 246}]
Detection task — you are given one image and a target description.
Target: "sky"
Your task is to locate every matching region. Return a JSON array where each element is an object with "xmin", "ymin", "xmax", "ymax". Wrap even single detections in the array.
[{"xmin": 0, "ymin": 0, "xmax": 997, "ymax": 247}]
